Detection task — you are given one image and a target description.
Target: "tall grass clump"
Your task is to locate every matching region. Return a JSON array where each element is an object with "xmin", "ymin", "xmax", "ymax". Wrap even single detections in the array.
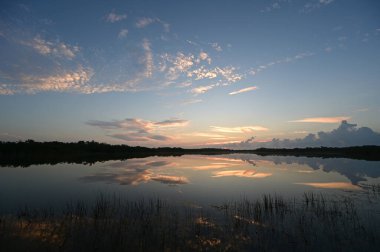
[{"xmin": 0, "ymin": 192, "xmax": 379, "ymax": 251}]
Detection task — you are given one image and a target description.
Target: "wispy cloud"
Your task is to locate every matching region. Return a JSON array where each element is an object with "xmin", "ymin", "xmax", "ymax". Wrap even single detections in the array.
[
  {"xmin": 210, "ymin": 125, "xmax": 269, "ymax": 133},
  {"xmin": 249, "ymin": 52, "xmax": 314, "ymax": 76},
  {"xmin": 181, "ymin": 99, "xmax": 202, "ymax": 105},
  {"xmin": 22, "ymin": 35, "xmax": 79, "ymax": 59},
  {"xmin": 186, "ymin": 132, "xmax": 226, "ymax": 138},
  {"xmin": 118, "ymin": 29, "xmax": 128, "ymax": 38},
  {"xmin": 106, "ymin": 12, "xmax": 127, "ymax": 23},
  {"xmin": 289, "ymin": 116, "xmax": 350, "ymax": 123},
  {"xmin": 142, "ymin": 39, "xmax": 154, "ymax": 78},
  {"xmin": 191, "ymin": 84, "xmax": 216, "ymax": 94},
  {"xmin": 260, "ymin": 2, "xmax": 281, "ymax": 13},
  {"xmin": 229, "ymin": 86, "xmax": 258, "ymax": 95},
  {"xmin": 86, "ymin": 118, "xmax": 188, "ymax": 142},
  {"xmin": 136, "ymin": 17, "xmax": 155, "ymax": 28},
  {"xmin": 301, "ymin": 0, "xmax": 335, "ymax": 13},
  {"xmin": 136, "ymin": 17, "xmax": 170, "ymax": 32},
  {"xmin": 210, "ymin": 42, "xmax": 222, "ymax": 52}
]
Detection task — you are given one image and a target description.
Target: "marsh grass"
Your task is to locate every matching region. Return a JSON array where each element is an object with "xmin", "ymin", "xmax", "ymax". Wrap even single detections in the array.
[{"xmin": 0, "ymin": 192, "xmax": 379, "ymax": 251}]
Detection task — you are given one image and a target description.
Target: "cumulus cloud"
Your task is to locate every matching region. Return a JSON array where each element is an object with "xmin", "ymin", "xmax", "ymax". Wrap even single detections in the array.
[
  {"xmin": 227, "ymin": 120, "xmax": 380, "ymax": 149},
  {"xmin": 229, "ymin": 86, "xmax": 258, "ymax": 95},
  {"xmin": 23, "ymin": 35, "xmax": 79, "ymax": 59},
  {"xmin": 86, "ymin": 118, "xmax": 188, "ymax": 142},
  {"xmin": 106, "ymin": 12, "xmax": 127, "ymax": 23},
  {"xmin": 210, "ymin": 125, "xmax": 269, "ymax": 133},
  {"xmin": 290, "ymin": 116, "xmax": 350, "ymax": 123}
]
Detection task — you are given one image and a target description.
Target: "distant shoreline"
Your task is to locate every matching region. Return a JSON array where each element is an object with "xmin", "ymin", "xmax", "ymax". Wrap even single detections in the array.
[{"xmin": 1, "ymin": 140, "xmax": 380, "ymax": 167}]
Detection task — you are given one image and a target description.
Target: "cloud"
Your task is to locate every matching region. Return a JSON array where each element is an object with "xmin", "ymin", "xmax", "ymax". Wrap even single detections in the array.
[
  {"xmin": 1, "ymin": 66, "xmax": 94, "ymax": 94},
  {"xmin": 151, "ymin": 175, "xmax": 189, "ymax": 184},
  {"xmin": 22, "ymin": 35, "xmax": 79, "ymax": 59},
  {"xmin": 229, "ymin": 86, "xmax": 258, "ymax": 95},
  {"xmin": 154, "ymin": 119, "xmax": 189, "ymax": 127},
  {"xmin": 249, "ymin": 52, "xmax": 314, "ymax": 76},
  {"xmin": 106, "ymin": 12, "xmax": 127, "ymax": 23},
  {"xmin": 188, "ymin": 67, "xmax": 218, "ymax": 80},
  {"xmin": 260, "ymin": 2, "xmax": 281, "ymax": 13},
  {"xmin": 86, "ymin": 118, "xmax": 188, "ymax": 142},
  {"xmin": 110, "ymin": 133, "xmax": 171, "ymax": 142},
  {"xmin": 191, "ymin": 84, "xmax": 216, "ymax": 94},
  {"xmin": 212, "ymin": 170, "xmax": 272, "ymax": 178},
  {"xmin": 301, "ymin": 0, "xmax": 335, "ymax": 13},
  {"xmin": 141, "ymin": 39, "xmax": 154, "ymax": 78},
  {"xmin": 210, "ymin": 42, "xmax": 222, "ymax": 52},
  {"xmin": 80, "ymin": 160, "xmax": 188, "ymax": 186},
  {"xmin": 216, "ymin": 66, "xmax": 242, "ymax": 83},
  {"xmin": 289, "ymin": 116, "xmax": 350, "ymax": 123},
  {"xmin": 227, "ymin": 120, "xmax": 380, "ymax": 149},
  {"xmin": 210, "ymin": 125, "xmax": 269, "ymax": 133},
  {"xmin": 198, "ymin": 52, "xmax": 211, "ymax": 64},
  {"xmin": 136, "ymin": 17, "xmax": 170, "ymax": 32},
  {"xmin": 187, "ymin": 132, "xmax": 226, "ymax": 138},
  {"xmin": 159, "ymin": 52, "xmax": 243, "ymax": 93},
  {"xmin": 181, "ymin": 99, "xmax": 202, "ymax": 105},
  {"xmin": 118, "ymin": 29, "xmax": 128, "ymax": 38},
  {"xmin": 136, "ymin": 17, "xmax": 155, "ymax": 28},
  {"xmin": 192, "ymin": 163, "xmax": 241, "ymax": 170},
  {"xmin": 296, "ymin": 182, "xmax": 361, "ymax": 190}
]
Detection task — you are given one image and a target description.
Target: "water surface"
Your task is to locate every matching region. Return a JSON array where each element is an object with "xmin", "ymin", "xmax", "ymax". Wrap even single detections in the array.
[{"xmin": 1, "ymin": 154, "xmax": 379, "ymax": 212}]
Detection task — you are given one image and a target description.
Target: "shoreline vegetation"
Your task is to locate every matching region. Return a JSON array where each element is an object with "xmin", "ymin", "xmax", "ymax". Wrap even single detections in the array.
[
  {"xmin": 1, "ymin": 192, "xmax": 379, "ymax": 251},
  {"xmin": 1, "ymin": 140, "xmax": 380, "ymax": 167}
]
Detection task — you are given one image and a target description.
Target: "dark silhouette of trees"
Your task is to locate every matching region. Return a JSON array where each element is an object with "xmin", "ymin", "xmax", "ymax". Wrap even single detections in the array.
[{"xmin": 1, "ymin": 140, "xmax": 379, "ymax": 167}]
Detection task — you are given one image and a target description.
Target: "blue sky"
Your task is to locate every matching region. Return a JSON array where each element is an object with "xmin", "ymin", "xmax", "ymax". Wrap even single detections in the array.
[{"xmin": 0, "ymin": 0, "xmax": 379, "ymax": 146}]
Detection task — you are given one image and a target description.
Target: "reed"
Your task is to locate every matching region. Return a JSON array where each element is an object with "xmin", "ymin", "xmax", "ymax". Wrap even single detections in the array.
[{"xmin": 0, "ymin": 192, "xmax": 379, "ymax": 251}]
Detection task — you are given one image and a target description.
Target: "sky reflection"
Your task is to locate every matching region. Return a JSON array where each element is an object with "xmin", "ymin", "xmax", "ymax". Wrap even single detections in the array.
[{"xmin": 1, "ymin": 154, "xmax": 379, "ymax": 212}]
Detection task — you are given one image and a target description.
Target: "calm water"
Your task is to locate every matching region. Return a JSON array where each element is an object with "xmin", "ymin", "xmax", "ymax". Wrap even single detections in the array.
[{"xmin": 1, "ymin": 154, "xmax": 380, "ymax": 212}]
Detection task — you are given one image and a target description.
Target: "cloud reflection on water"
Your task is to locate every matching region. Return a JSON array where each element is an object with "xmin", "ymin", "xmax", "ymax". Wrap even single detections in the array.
[{"xmin": 212, "ymin": 170, "xmax": 272, "ymax": 179}]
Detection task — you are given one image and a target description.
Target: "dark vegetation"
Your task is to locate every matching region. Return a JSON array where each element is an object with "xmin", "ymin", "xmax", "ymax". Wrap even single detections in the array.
[
  {"xmin": 1, "ymin": 140, "xmax": 380, "ymax": 167},
  {"xmin": 0, "ymin": 192, "xmax": 379, "ymax": 251},
  {"xmin": 250, "ymin": 146, "xmax": 380, "ymax": 161}
]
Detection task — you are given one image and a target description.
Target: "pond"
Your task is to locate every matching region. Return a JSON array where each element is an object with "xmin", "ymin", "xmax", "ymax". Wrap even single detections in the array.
[{"xmin": 1, "ymin": 154, "xmax": 379, "ymax": 212}]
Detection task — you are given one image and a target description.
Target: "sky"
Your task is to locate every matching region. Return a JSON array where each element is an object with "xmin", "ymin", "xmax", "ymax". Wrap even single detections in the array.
[{"xmin": 0, "ymin": 0, "xmax": 379, "ymax": 147}]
